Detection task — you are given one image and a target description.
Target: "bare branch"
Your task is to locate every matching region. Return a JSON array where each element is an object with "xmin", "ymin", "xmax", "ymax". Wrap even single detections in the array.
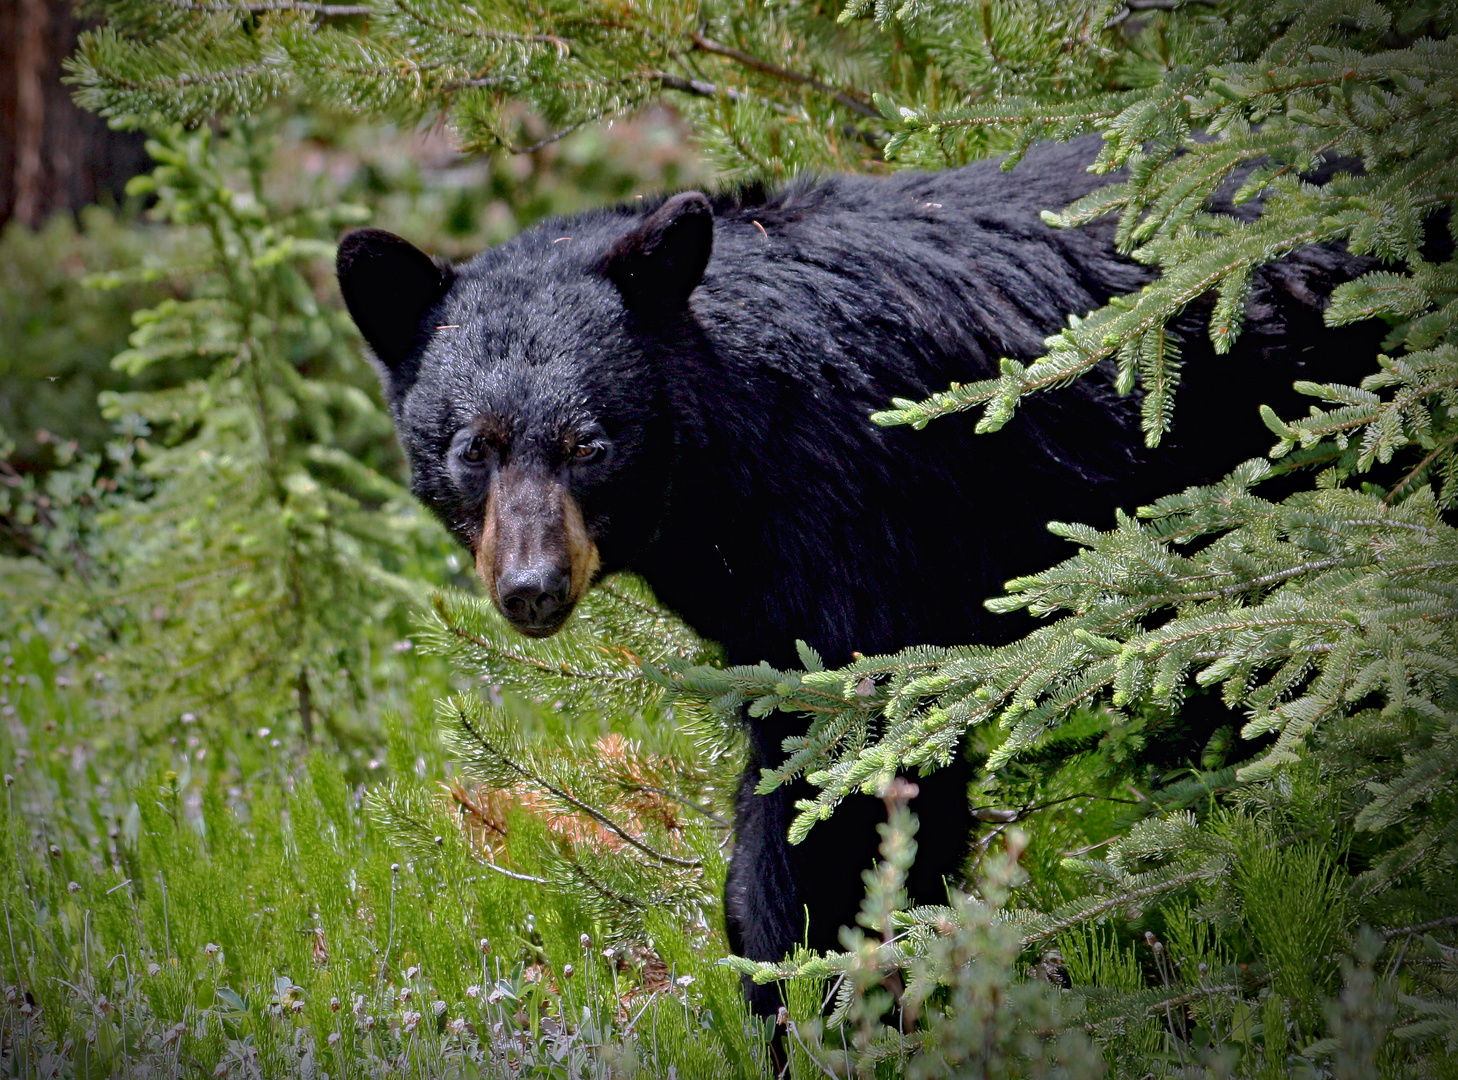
[
  {"xmin": 170, "ymin": 1, "xmax": 373, "ymax": 14},
  {"xmin": 689, "ymin": 32, "xmax": 881, "ymax": 120},
  {"xmin": 1381, "ymin": 915, "xmax": 1458, "ymax": 939}
]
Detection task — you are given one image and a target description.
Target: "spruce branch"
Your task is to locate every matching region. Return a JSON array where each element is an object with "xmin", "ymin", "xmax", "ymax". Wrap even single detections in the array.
[{"xmin": 445, "ymin": 697, "xmax": 704, "ymax": 869}]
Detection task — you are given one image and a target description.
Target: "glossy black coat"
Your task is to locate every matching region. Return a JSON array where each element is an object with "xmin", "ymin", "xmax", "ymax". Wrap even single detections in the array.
[{"xmin": 338, "ymin": 138, "xmax": 1382, "ymax": 1015}]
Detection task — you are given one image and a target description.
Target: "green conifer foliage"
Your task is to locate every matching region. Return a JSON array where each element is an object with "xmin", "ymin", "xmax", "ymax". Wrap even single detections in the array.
[
  {"xmin": 67, "ymin": 0, "xmax": 1150, "ymax": 175},
  {"xmin": 82, "ymin": 119, "xmax": 455, "ymax": 738}
]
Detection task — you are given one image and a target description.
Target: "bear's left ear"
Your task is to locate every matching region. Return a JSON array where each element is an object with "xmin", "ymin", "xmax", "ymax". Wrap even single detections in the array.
[
  {"xmin": 337, "ymin": 228, "xmax": 455, "ymax": 399},
  {"xmin": 599, "ymin": 191, "xmax": 713, "ymax": 313}
]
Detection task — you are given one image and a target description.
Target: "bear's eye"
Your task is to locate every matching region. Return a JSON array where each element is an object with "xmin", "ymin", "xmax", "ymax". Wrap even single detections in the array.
[
  {"xmin": 461, "ymin": 436, "xmax": 489, "ymax": 465},
  {"xmin": 573, "ymin": 441, "xmax": 604, "ymax": 464}
]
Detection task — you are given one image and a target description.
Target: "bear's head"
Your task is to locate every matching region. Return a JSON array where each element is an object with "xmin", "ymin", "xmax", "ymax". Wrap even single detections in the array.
[{"xmin": 337, "ymin": 192, "xmax": 713, "ymax": 638}]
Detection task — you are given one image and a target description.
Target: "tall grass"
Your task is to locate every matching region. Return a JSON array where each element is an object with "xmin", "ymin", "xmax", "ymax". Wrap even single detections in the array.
[{"xmin": 0, "ymin": 626, "xmax": 770, "ymax": 1078}]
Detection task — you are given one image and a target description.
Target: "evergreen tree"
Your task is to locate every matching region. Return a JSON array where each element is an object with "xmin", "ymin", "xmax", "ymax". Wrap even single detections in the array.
[{"xmin": 73, "ymin": 117, "xmax": 456, "ymax": 741}]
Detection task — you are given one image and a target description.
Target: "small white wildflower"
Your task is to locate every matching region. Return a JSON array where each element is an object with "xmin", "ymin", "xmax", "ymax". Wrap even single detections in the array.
[
  {"xmin": 329, "ymin": 995, "xmax": 340, "ymax": 1012},
  {"xmin": 84, "ymin": 1028, "xmax": 97, "ymax": 1045},
  {"xmin": 465, "ymin": 985, "xmax": 482, "ymax": 999},
  {"xmin": 579, "ymin": 933, "xmax": 592, "ymax": 949},
  {"xmin": 327, "ymin": 1032, "xmax": 341, "ymax": 1047},
  {"xmin": 212, "ymin": 1064, "xmax": 228, "ymax": 1078},
  {"xmin": 486, "ymin": 989, "xmax": 506, "ymax": 1005},
  {"xmin": 478, "ymin": 938, "xmax": 490, "ymax": 954},
  {"xmin": 361, "ymin": 1014, "xmax": 375, "ymax": 1031},
  {"xmin": 290, "ymin": 999, "xmax": 305, "ymax": 1014},
  {"xmin": 562, "ymin": 964, "xmax": 575, "ymax": 980},
  {"xmin": 404, "ymin": 965, "xmax": 419, "ymax": 980},
  {"xmin": 66, "ymin": 881, "xmax": 80, "ymax": 894},
  {"xmin": 204, "ymin": 942, "xmax": 221, "ymax": 957},
  {"xmin": 446, "ymin": 1017, "xmax": 467, "ymax": 1036},
  {"xmin": 398, "ymin": 987, "xmax": 411, "ymax": 1003},
  {"xmin": 162, "ymin": 1022, "xmax": 185, "ymax": 1045},
  {"xmin": 352, "ymin": 994, "xmax": 366, "ymax": 1017},
  {"xmin": 431, "ymin": 999, "xmax": 447, "ymax": 1018},
  {"xmin": 257, "ymin": 728, "xmax": 270, "ymax": 738},
  {"xmin": 48, "ymin": 845, "xmax": 60, "ymax": 857},
  {"xmin": 601, "ymin": 948, "xmax": 616, "ymax": 960},
  {"xmin": 675, "ymin": 975, "xmax": 694, "ymax": 988},
  {"xmin": 402, "ymin": 1010, "xmax": 421, "ymax": 1033},
  {"xmin": 146, "ymin": 962, "xmax": 161, "ymax": 976},
  {"xmin": 775, "ymin": 1006, "xmax": 789, "ymax": 1026}
]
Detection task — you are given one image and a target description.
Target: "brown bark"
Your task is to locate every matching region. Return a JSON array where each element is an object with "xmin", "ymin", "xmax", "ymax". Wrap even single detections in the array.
[{"xmin": 0, "ymin": 0, "xmax": 150, "ymax": 229}]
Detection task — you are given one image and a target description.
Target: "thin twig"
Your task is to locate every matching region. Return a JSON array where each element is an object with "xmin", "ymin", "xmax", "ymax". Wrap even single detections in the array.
[
  {"xmin": 1060, "ymin": 836, "xmax": 1118, "ymax": 859},
  {"xmin": 480, "ymin": 860, "xmax": 548, "ymax": 885},
  {"xmin": 689, "ymin": 32, "xmax": 880, "ymax": 119},
  {"xmin": 620, "ymin": 784, "xmax": 732, "ymax": 828},
  {"xmin": 1019, "ymin": 867, "xmax": 1212, "ymax": 945},
  {"xmin": 654, "ymin": 72, "xmax": 748, "ymax": 102},
  {"xmin": 1381, "ymin": 914, "xmax": 1458, "ymax": 939},
  {"xmin": 1144, "ymin": 971, "xmax": 1273, "ymax": 1015},
  {"xmin": 973, "ymin": 790, "xmax": 1140, "ymax": 824},
  {"xmin": 169, "ymin": 1, "xmax": 371, "ymax": 13},
  {"xmin": 787, "ymin": 1020, "xmax": 844, "ymax": 1080},
  {"xmin": 1108, "ymin": 0, "xmax": 1219, "ymax": 23},
  {"xmin": 510, "ymin": 120, "xmax": 590, "ymax": 155},
  {"xmin": 1385, "ymin": 434, "xmax": 1458, "ymax": 505},
  {"xmin": 453, "ymin": 703, "xmax": 703, "ymax": 868}
]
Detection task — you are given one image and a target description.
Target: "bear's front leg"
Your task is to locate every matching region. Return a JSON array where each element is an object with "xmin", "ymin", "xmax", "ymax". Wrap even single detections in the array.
[{"xmin": 724, "ymin": 739, "xmax": 972, "ymax": 1016}]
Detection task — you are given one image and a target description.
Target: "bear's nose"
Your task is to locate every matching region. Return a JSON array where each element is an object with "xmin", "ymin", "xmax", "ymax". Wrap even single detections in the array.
[{"xmin": 497, "ymin": 566, "xmax": 572, "ymax": 630}]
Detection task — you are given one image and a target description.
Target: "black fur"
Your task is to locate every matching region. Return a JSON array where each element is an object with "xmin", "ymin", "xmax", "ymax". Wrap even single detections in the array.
[{"xmin": 337, "ymin": 138, "xmax": 1383, "ymax": 1016}]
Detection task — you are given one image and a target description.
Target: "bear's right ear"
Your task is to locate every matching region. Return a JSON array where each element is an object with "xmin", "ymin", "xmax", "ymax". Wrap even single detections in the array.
[
  {"xmin": 599, "ymin": 191, "xmax": 713, "ymax": 314},
  {"xmin": 337, "ymin": 228, "xmax": 454, "ymax": 395}
]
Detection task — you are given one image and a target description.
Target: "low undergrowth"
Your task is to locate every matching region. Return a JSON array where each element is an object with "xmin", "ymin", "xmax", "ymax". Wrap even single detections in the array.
[{"xmin": 0, "ymin": 626, "xmax": 766, "ymax": 1079}]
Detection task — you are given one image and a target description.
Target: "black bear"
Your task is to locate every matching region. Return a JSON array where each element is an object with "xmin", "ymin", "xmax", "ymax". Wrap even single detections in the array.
[{"xmin": 336, "ymin": 138, "xmax": 1376, "ymax": 1015}]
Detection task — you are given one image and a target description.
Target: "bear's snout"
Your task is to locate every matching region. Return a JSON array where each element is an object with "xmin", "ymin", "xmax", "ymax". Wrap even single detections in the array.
[
  {"xmin": 475, "ymin": 465, "xmax": 601, "ymax": 637},
  {"xmin": 497, "ymin": 566, "xmax": 573, "ymax": 634}
]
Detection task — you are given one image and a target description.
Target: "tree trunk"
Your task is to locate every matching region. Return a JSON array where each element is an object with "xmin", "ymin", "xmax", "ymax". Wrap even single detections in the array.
[{"xmin": 0, "ymin": 0, "xmax": 150, "ymax": 228}]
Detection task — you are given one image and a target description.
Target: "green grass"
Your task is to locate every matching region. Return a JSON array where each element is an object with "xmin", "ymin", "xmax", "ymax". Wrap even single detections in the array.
[{"xmin": 0, "ymin": 622, "xmax": 771, "ymax": 1079}]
